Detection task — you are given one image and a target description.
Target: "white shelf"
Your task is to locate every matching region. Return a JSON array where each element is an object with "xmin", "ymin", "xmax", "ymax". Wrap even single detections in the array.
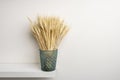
[{"xmin": 0, "ymin": 64, "xmax": 56, "ymax": 78}]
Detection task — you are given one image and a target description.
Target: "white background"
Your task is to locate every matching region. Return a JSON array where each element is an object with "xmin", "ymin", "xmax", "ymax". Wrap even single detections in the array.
[{"xmin": 0, "ymin": 0, "xmax": 120, "ymax": 80}]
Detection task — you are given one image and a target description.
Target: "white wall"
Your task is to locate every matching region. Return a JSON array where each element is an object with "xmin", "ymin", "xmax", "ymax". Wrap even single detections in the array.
[{"xmin": 0, "ymin": 0, "xmax": 120, "ymax": 80}]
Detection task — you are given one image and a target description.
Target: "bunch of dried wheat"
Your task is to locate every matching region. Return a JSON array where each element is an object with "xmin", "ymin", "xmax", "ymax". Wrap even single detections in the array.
[{"xmin": 29, "ymin": 16, "xmax": 69, "ymax": 50}]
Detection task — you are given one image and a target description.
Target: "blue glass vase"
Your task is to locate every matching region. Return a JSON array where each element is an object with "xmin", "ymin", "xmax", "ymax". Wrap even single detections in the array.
[{"xmin": 40, "ymin": 49, "xmax": 58, "ymax": 71}]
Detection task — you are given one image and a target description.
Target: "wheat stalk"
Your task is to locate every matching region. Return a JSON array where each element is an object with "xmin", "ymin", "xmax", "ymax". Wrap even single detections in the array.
[{"xmin": 28, "ymin": 16, "xmax": 69, "ymax": 50}]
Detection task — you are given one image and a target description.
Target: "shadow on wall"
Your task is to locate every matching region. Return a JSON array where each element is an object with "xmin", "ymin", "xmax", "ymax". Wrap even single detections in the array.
[{"xmin": 0, "ymin": 78, "xmax": 55, "ymax": 80}]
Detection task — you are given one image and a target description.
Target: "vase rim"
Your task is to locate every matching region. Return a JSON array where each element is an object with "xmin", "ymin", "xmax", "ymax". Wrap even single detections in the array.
[{"xmin": 39, "ymin": 49, "xmax": 58, "ymax": 51}]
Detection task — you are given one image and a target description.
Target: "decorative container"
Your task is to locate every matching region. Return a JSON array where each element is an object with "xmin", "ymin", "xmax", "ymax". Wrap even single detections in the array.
[{"xmin": 40, "ymin": 49, "xmax": 58, "ymax": 71}]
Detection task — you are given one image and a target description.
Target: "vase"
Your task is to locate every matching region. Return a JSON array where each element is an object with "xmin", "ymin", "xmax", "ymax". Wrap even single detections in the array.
[{"xmin": 39, "ymin": 49, "xmax": 58, "ymax": 71}]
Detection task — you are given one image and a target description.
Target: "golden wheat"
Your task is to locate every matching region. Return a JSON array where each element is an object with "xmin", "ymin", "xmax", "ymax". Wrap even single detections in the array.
[{"xmin": 29, "ymin": 16, "xmax": 69, "ymax": 50}]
